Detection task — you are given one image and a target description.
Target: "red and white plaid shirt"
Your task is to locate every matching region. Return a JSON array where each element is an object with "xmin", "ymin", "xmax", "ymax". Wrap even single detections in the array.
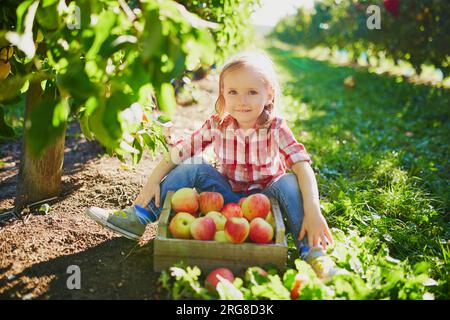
[{"xmin": 173, "ymin": 113, "xmax": 311, "ymax": 193}]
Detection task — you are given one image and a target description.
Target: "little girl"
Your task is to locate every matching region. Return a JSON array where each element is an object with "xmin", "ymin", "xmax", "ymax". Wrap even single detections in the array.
[{"xmin": 85, "ymin": 51, "xmax": 333, "ymax": 256}]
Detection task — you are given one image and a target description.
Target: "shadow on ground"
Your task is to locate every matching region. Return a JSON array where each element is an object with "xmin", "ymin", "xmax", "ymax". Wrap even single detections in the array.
[{"xmin": 0, "ymin": 238, "xmax": 162, "ymax": 300}]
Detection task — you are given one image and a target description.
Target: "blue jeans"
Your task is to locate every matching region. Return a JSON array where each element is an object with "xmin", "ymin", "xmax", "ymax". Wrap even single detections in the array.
[{"xmin": 147, "ymin": 157, "xmax": 308, "ymax": 250}]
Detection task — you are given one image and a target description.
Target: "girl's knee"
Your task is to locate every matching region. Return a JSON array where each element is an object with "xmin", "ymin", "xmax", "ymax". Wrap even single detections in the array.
[{"xmin": 275, "ymin": 173, "xmax": 301, "ymax": 193}]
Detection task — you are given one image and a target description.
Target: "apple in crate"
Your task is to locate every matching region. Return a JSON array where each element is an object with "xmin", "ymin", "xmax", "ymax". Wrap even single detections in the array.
[
  {"xmin": 205, "ymin": 268, "xmax": 235, "ymax": 292},
  {"xmin": 214, "ymin": 230, "xmax": 228, "ymax": 242},
  {"xmin": 190, "ymin": 216, "xmax": 216, "ymax": 241},
  {"xmin": 199, "ymin": 192, "xmax": 224, "ymax": 215},
  {"xmin": 249, "ymin": 217, "xmax": 274, "ymax": 244},
  {"xmin": 206, "ymin": 211, "xmax": 227, "ymax": 230},
  {"xmin": 171, "ymin": 187, "xmax": 198, "ymax": 215},
  {"xmin": 265, "ymin": 211, "xmax": 276, "ymax": 229},
  {"xmin": 241, "ymin": 193, "xmax": 271, "ymax": 221},
  {"xmin": 169, "ymin": 212, "xmax": 196, "ymax": 239},
  {"xmin": 221, "ymin": 203, "xmax": 243, "ymax": 219},
  {"xmin": 224, "ymin": 217, "xmax": 249, "ymax": 243},
  {"xmin": 238, "ymin": 197, "xmax": 246, "ymax": 207}
]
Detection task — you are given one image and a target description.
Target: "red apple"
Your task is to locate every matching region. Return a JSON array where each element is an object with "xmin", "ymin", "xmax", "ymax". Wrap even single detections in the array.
[
  {"xmin": 221, "ymin": 203, "xmax": 243, "ymax": 219},
  {"xmin": 384, "ymin": 0, "xmax": 399, "ymax": 16},
  {"xmin": 190, "ymin": 211, "xmax": 200, "ymax": 218},
  {"xmin": 206, "ymin": 211, "xmax": 227, "ymax": 230},
  {"xmin": 214, "ymin": 230, "xmax": 228, "ymax": 242},
  {"xmin": 241, "ymin": 193, "xmax": 271, "ymax": 221},
  {"xmin": 199, "ymin": 192, "xmax": 224, "ymax": 215},
  {"xmin": 224, "ymin": 217, "xmax": 249, "ymax": 244},
  {"xmin": 169, "ymin": 212, "xmax": 196, "ymax": 239},
  {"xmin": 290, "ymin": 273, "xmax": 310, "ymax": 300},
  {"xmin": 171, "ymin": 187, "xmax": 199, "ymax": 214},
  {"xmin": 205, "ymin": 268, "xmax": 235, "ymax": 292},
  {"xmin": 190, "ymin": 216, "xmax": 216, "ymax": 241},
  {"xmin": 238, "ymin": 197, "xmax": 246, "ymax": 207},
  {"xmin": 244, "ymin": 266, "xmax": 269, "ymax": 284},
  {"xmin": 249, "ymin": 217, "xmax": 274, "ymax": 244}
]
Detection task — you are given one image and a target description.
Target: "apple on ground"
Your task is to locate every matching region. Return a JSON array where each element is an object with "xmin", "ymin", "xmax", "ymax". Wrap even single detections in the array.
[
  {"xmin": 214, "ymin": 230, "xmax": 228, "ymax": 242},
  {"xmin": 171, "ymin": 187, "xmax": 199, "ymax": 215},
  {"xmin": 241, "ymin": 193, "xmax": 271, "ymax": 221},
  {"xmin": 244, "ymin": 266, "xmax": 269, "ymax": 285},
  {"xmin": 290, "ymin": 273, "xmax": 310, "ymax": 300},
  {"xmin": 190, "ymin": 216, "xmax": 216, "ymax": 240},
  {"xmin": 199, "ymin": 192, "xmax": 224, "ymax": 215},
  {"xmin": 169, "ymin": 212, "xmax": 196, "ymax": 239},
  {"xmin": 206, "ymin": 211, "xmax": 227, "ymax": 230},
  {"xmin": 205, "ymin": 268, "xmax": 235, "ymax": 292},
  {"xmin": 224, "ymin": 217, "xmax": 249, "ymax": 244},
  {"xmin": 221, "ymin": 203, "xmax": 243, "ymax": 219},
  {"xmin": 249, "ymin": 217, "xmax": 274, "ymax": 244}
]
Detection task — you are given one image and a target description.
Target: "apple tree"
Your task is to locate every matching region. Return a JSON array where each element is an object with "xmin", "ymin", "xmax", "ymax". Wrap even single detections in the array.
[{"xmin": 0, "ymin": 0, "xmax": 258, "ymax": 210}]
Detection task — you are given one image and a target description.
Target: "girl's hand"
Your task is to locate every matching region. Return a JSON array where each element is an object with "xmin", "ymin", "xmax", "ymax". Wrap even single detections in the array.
[
  {"xmin": 298, "ymin": 203, "xmax": 334, "ymax": 251},
  {"xmin": 133, "ymin": 180, "xmax": 161, "ymax": 208}
]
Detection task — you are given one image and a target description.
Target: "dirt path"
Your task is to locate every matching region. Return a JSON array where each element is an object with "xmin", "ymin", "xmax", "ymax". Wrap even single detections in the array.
[{"xmin": 0, "ymin": 74, "xmax": 219, "ymax": 299}]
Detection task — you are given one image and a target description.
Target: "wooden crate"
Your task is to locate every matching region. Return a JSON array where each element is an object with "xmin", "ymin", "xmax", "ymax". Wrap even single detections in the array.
[{"xmin": 153, "ymin": 191, "xmax": 288, "ymax": 273}]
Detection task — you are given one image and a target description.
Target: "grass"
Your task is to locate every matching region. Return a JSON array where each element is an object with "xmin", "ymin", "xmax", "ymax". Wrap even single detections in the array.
[{"xmin": 266, "ymin": 44, "xmax": 449, "ymax": 299}]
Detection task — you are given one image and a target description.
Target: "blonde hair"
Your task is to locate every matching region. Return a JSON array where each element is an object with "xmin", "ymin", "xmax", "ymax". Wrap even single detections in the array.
[{"xmin": 214, "ymin": 51, "xmax": 281, "ymax": 129}]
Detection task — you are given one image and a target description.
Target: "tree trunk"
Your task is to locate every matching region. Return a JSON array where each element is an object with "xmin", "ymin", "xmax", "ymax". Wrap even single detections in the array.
[{"xmin": 15, "ymin": 81, "xmax": 66, "ymax": 210}]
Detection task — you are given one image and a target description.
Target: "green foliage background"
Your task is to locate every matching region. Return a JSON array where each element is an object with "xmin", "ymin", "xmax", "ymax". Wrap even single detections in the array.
[{"xmin": 272, "ymin": 0, "xmax": 450, "ymax": 76}]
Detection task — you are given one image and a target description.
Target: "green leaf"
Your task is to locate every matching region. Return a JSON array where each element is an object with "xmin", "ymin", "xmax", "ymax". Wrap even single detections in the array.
[
  {"xmin": 56, "ymin": 59, "xmax": 100, "ymax": 102},
  {"xmin": 16, "ymin": 0, "xmax": 34, "ymax": 33},
  {"xmin": 0, "ymin": 106, "xmax": 15, "ymax": 138},
  {"xmin": 165, "ymin": 37, "xmax": 186, "ymax": 79},
  {"xmin": 132, "ymin": 137, "xmax": 143, "ymax": 164},
  {"xmin": 36, "ymin": 3, "xmax": 60, "ymax": 30},
  {"xmin": 125, "ymin": 57, "xmax": 152, "ymax": 93},
  {"xmin": 27, "ymin": 99, "xmax": 67, "ymax": 157},
  {"xmin": 120, "ymin": 102, "xmax": 143, "ymax": 134},
  {"xmin": 142, "ymin": 132, "xmax": 156, "ymax": 152},
  {"xmin": 0, "ymin": 75, "xmax": 28, "ymax": 103},
  {"xmin": 141, "ymin": 8, "xmax": 164, "ymax": 61},
  {"xmin": 413, "ymin": 261, "xmax": 430, "ymax": 275},
  {"xmin": 156, "ymin": 82, "xmax": 176, "ymax": 118},
  {"xmin": 250, "ymin": 275, "xmax": 291, "ymax": 300},
  {"xmin": 79, "ymin": 112, "xmax": 94, "ymax": 140},
  {"xmin": 98, "ymin": 35, "xmax": 137, "ymax": 58},
  {"xmin": 282, "ymin": 269, "xmax": 297, "ymax": 291},
  {"xmin": 104, "ymin": 91, "xmax": 134, "ymax": 140},
  {"xmin": 216, "ymin": 277, "xmax": 244, "ymax": 300},
  {"xmin": 42, "ymin": 0, "xmax": 58, "ymax": 7},
  {"xmin": 88, "ymin": 99, "xmax": 120, "ymax": 149},
  {"xmin": 86, "ymin": 11, "xmax": 117, "ymax": 60},
  {"xmin": 7, "ymin": 1, "xmax": 39, "ymax": 58}
]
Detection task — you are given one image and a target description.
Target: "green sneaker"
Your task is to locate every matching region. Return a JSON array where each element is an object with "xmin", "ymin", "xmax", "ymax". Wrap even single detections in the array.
[{"xmin": 84, "ymin": 206, "xmax": 146, "ymax": 241}]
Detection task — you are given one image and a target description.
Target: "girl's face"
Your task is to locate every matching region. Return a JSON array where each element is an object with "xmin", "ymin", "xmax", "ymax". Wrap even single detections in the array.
[{"xmin": 222, "ymin": 66, "xmax": 273, "ymax": 129}]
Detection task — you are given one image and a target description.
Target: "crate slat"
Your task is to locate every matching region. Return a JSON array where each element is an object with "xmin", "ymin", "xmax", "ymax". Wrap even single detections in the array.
[
  {"xmin": 270, "ymin": 198, "xmax": 286, "ymax": 245},
  {"xmin": 156, "ymin": 191, "xmax": 173, "ymax": 238},
  {"xmin": 153, "ymin": 254, "xmax": 286, "ymax": 274},
  {"xmin": 154, "ymin": 237, "xmax": 286, "ymax": 259}
]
